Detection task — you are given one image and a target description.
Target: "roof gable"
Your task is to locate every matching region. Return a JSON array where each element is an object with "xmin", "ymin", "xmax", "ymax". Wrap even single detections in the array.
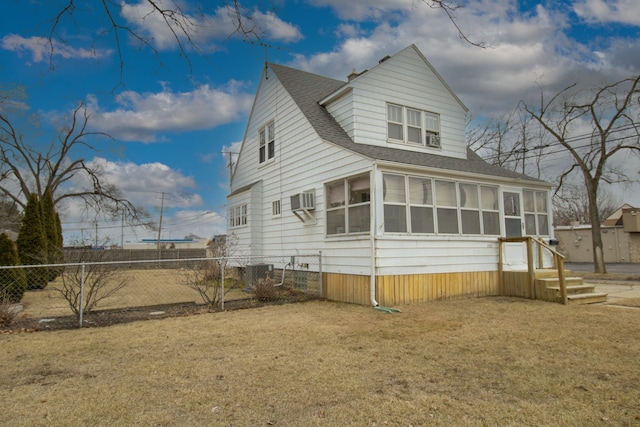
[{"xmin": 268, "ymin": 57, "xmax": 547, "ymax": 184}]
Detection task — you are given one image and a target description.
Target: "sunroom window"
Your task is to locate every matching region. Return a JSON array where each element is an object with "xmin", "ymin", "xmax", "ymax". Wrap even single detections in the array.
[
  {"xmin": 326, "ymin": 174, "xmax": 370, "ymax": 235},
  {"xmin": 435, "ymin": 180, "xmax": 458, "ymax": 234},
  {"xmin": 382, "ymin": 174, "xmax": 500, "ymax": 236},
  {"xmin": 524, "ymin": 190, "xmax": 549, "ymax": 236}
]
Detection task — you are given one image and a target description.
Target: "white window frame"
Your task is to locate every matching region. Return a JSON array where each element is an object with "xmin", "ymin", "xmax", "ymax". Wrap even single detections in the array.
[
  {"xmin": 326, "ymin": 173, "xmax": 371, "ymax": 236},
  {"xmin": 228, "ymin": 204, "xmax": 247, "ymax": 228},
  {"xmin": 386, "ymin": 103, "xmax": 441, "ymax": 148},
  {"xmin": 523, "ymin": 189, "xmax": 550, "ymax": 236},
  {"xmin": 380, "ymin": 173, "xmax": 502, "ymax": 236},
  {"xmin": 259, "ymin": 122, "xmax": 275, "ymax": 164},
  {"xmin": 272, "ymin": 199, "xmax": 281, "ymax": 217}
]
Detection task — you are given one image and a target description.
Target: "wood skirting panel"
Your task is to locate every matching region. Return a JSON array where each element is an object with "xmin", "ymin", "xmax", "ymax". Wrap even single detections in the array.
[
  {"xmin": 323, "ymin": 273, "xmax": 371, "ymax": 305},
  {"xmin": 500, "ymin": 271, "xmax": 533, "ymax": 299},
  {"xmin": 323, "ymin": 271, "xmax": 499, "ymax": 306}
]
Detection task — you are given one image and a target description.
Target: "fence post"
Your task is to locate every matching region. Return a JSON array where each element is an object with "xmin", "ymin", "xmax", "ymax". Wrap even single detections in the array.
[
  {"xmin": 318, "ymin": 251, "xmax": 323, "ymax": 296},
  {"xmin": 79, "ymin": 262, "xmax": 85, "ymax": 328},
  {"xmin": 220, "ymin": 259, "xmax": 225, "ymax": 310}
]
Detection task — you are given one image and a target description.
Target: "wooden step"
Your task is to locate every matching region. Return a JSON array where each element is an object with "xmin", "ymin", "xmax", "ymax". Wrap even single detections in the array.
[
  {"xmin": 546, "ymin": 284, "xmax": 595, "ymax": 294},
  {"xmin": 567, "ymin": 292, "xmax": 608, "ymax": 305},
  {"xmin": 535, "ymin": 269, "xmax": 564, "ymax": 278},
  {"xmin": 535, "ymin": 276, "xmax": 585, "ymax": 287}
]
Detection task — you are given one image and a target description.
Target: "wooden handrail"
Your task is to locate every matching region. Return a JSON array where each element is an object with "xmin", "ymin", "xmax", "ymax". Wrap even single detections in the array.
[{"xmin": 498, "ymin": 236, "xmax": 568, "ymax": 305}]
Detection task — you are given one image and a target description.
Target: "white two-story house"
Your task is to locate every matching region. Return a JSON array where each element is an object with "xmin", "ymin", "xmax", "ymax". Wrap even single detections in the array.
[{"xmin": 227, "ymin": 44, "xmax": 553, "ymax": 306}]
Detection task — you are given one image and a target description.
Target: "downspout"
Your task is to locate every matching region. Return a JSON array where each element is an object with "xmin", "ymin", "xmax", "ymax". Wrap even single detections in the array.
[{"xmin": 370, "ymin": 162, "xmax": 379, "ymax": 307}]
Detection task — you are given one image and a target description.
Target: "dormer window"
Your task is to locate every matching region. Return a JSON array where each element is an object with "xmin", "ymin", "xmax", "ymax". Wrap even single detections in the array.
[
  {"xmin": 387, "ymin": 103, "xmax": 440, "ymax": 148},
  {"xmin": 387, "ymin": 104, "xmax": 403, "ymax": 140}
]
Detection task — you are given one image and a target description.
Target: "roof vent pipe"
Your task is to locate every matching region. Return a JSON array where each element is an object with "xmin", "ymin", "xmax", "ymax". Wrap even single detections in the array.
[{"xmin": 347, "ymin": 68, "xmax": 359, "ymax": 81}]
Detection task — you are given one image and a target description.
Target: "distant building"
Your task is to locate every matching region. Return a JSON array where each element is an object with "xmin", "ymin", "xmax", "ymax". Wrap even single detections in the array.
[
  {"xmin": 554, "ymin": 205, "xmax": 640, "ymax": 263},
  {"xmin": 123, "ymin": 238, "xmax": 208, "ymax": 250}
]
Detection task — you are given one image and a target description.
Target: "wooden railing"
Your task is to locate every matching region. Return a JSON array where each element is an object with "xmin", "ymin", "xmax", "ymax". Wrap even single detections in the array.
[{"xmin": 498, "ymin": 236, "xmax": 568, "ymax": 305}]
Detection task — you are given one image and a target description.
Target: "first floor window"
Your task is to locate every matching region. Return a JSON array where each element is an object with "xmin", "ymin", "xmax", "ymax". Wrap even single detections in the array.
[
  {"xmin": 272, "ymin": 200, "xmax": 281, "ymax": 217},
  {"xmin": 326, "ymin": 174, "xmax": 370, "ymax": 235},
  {"xmin": 228, "ymin": 204, "xmax": 247, "ymax": 228}
]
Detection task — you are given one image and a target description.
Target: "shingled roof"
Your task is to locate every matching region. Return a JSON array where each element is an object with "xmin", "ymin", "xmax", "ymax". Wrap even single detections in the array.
[{"xmin": 267, "ymin": 62, "xmax": 546, "ymax": 184}]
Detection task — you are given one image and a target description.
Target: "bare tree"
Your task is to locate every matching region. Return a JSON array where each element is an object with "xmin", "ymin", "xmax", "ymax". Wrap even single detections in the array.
[
  {"xmin": 553, "ymin": 183, "xmax": 621, "ymax": 226},
  {"xmin": 181, "ymin": 234, "xmax": 239, "ymax": 310},
  {"xmin": 467, "ymin": 109, "xmax": 549, "ymax": 178},
  {"xmin": 0, "ymin": 98, "xmax": 147, "ymax": 223},
  {"xmin": 419, "ymin": 0, "xmax": 487, "ymax": 48},
  {"xmin": 521, "ymin": 75, "xmax": 640, "ymax": 273},
  {"xmin": 42, "ymin": 1, "xmax": 483, "ymax": 80},
  {"xmin": 56, "ymin": 249, "xmax": 131, "ymax": 320},
  {"xmin": 46, "ymin": 1, "xmax": 264, "ymax": 80}
]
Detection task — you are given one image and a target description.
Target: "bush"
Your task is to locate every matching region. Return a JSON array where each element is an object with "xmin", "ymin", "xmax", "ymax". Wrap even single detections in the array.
[
  {"xmin": 253, "ymin": 273, "xmax": 277, "ymax": 302},
  {"xmin": 181, "ymin": 260, "xmax": 241, "ymax": 310},
  {"xmin": 16, "ymin": 194, "xmax": 48, "ymax": 289},
  {"xmin": 0, "ymin": 233, "xmax": 27, "ymax": 303},
  {"xmin": 0, "ymin": 297, "xmax": 19, "ymax": 328}
]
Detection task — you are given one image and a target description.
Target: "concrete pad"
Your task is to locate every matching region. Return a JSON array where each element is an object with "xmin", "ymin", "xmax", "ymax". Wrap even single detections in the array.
[{"xmin": 586, "ymin": 281, "xmax": 640, "ymax": 304}]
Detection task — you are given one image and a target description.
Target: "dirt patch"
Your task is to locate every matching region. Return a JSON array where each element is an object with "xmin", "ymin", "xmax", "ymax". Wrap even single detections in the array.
[{"xmin": 3, "ymin": 289, "xmax": 320, "ymax": 333}]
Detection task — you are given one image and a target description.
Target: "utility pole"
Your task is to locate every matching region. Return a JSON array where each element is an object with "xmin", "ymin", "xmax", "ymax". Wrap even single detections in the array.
[
  {"xmin": 120, "ymin": 211, "xmax": 125, "ymax": 248},
  {"xmin": 222, "ymin": 151, "xmax": 238, "ymax": 184},
  {"xmin": 156, "ymin": 192, "xmax": 165, "ymax": 250}
]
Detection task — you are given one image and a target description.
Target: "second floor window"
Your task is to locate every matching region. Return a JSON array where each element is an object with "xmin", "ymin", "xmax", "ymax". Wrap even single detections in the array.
[
  {"xmin": 387, "ymin": 104, "xmax": 440, "ymax": 148},
  {"xmin": 259, "ymin": 122, "xmax": 275, "ymax": 163}
]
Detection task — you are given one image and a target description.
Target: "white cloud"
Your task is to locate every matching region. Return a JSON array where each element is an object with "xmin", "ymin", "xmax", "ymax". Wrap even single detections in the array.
[
  {"xmin": 574, "ymin": 0, "xmax": 640, "ymax": 25},
  {"xmin": 120, "ymin": 1, "xmax": 302, "ymax": 51},
  {"xmin": 290, "ymin": 0, "xmax": 640, "ymax": 116},
  {"xmin": 86, "ymin": 82, "xmax": 253, "ymax": 142},
  {"xmin": 1, "ymin": 34, "xmax": 112, "ymax": 63},
  {"xmin": 307, "ymin": 0, "xmax": 408, "ymax": 20},
  {"xmin": 251, "ymin": 10, "xmax": 304, "ymax": 42},
  {"xmin": 158, "ymin": 209, "xmax": 226, "ymax": 239},
  {"xmin": 57, "ymin": 156, "xmax": 218, "ymax": 244},
  {"xmin": 84, "ymin": 157, "xmax": 202, "ymax": 208}
]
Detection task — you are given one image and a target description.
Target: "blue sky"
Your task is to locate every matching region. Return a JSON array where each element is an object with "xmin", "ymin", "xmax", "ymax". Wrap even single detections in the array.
[{"xmin": 2, "ymin": 0, "xmax": 639, "ymax": 245}]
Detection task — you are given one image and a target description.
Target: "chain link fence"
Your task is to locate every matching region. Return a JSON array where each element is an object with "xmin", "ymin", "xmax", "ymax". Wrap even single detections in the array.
[{"xmin": 1, "ymin": 253, "xmax": 322, "ymax": 330}]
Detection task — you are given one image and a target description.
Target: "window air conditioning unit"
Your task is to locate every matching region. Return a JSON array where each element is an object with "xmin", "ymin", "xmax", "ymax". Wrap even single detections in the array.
[
  {"xmin": 426, "ymin": 134, "xmax": 441, "ymax": 148},
  {"xmin": 290, "ymin": 191, "xmax": 316, "ymax": 224},
  {"xmin": 290, "ymin": 191, "xmax": 315, "ymax": 211}
]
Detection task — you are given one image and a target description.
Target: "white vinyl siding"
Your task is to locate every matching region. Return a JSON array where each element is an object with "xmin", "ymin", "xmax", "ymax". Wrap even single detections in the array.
[{"xmin": 230, "ymin": 71, "xmax": 372, "ymax": 267}]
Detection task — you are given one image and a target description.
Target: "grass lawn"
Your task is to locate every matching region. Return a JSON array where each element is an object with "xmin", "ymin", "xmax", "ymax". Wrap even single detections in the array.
[{"xmin": 1, "ymin": 298, "xmax": 639, "ymax": 426}]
